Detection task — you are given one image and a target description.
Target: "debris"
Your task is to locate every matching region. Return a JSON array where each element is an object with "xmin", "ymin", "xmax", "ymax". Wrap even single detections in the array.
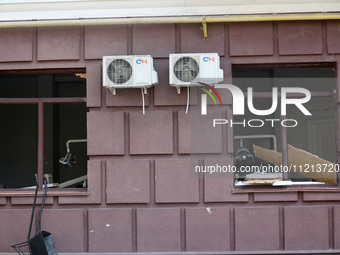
[
  {"xmin": 243, "ymin": 178, "xmax": 282, "ymax": 185},
  {"xmin": 75, "ymin": 73, "xmax": 86, "ymax": 79},
  {"xmin": 273, "ymin": 180, "xmax": 325, "ymax": 186},
  {"xmin": 243, "ymin": 172, "xmax": 282, "ymax": 185},
  {"xmin": 246, "ymin": 172, "xmax": 282, "ymax": 179},
  {"xmin": 253, "ymin": 144, "xmax": 336, "ymax": 184}
]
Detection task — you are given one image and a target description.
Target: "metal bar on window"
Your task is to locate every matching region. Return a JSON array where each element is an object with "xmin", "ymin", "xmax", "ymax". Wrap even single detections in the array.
[
  {"xmin": 281, "ymin": 115, "xmax": 289, "ymax": 181},
  {"xmin": 335, "ymin": 71, "xmax": 340, "ymax": 188},
  {"xmin": 0, "ymin": 97, "xmax": 86, "ymax": 104},
  {"xmin": 37, "ymin": 102, "xmax": 44, "ymax": 189}
]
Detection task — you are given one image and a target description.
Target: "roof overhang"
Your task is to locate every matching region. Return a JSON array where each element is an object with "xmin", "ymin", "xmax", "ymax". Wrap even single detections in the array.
[{"xmin": 0, "ymin": 0, "xmax": 340, "ymax": 28}]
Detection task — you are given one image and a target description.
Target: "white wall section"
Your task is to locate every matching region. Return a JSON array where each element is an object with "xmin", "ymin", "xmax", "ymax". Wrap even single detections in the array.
[{"xmin": 0, "ymin": 0, "xmax": 339, "ymax": 22}]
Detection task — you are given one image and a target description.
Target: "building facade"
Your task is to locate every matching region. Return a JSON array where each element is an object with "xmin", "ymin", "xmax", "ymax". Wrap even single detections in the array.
[{"xmin": 1, "ymin": 1, "xmax": 340, "ymax": 254}]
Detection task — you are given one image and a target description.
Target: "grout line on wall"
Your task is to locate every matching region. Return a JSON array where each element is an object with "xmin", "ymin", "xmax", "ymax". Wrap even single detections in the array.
[
  {"xmin": 329, "ymin": 205, "xmax": 334, "ymax": 250},
  {"xmin": 125, "ymin": 112, "xmax": 130, "ymax": 156},
  {"xmin": 297, "ymin": 190, "xmax": 303, "ymax": 202},
  {"xmin": 175, "ymin": 24, "xmax": 181, "ymax": 53},
  {"xmin": 127, "ymin": 25, "xmax": 133, "ymax": 55},
  {"xmin": 180, "ymin": 208, "xmax": 186, "ymax": 252},
  {"xmin": 79, "ymin": 26, "xmax": 84, "ymax": 62},
  {"xmin": 230, "ymin": 207, "xmax": 235, "ymax": 251},
  {"xmin": 150, "ymin": 159, "xmax": 156, "ymax": 205},
  {"xmin": 132, "ymin": 208, "xmax": 137, "ymax": 252},
  {"xmin": 225, "ymin": 23, "xmax": 229, "ymax": 58},
  {"xmin": 279, "ymin": 206, "xmax": 284, "ymax": 250},
  {"xmin": 322, "ymin": 20, "xmax": 328, "ymax": 56},
  {"xmin": 33, "ymin": 27, "xmax": 38, "ymax": 63},
  {"xmin": 222, "ymin": 109, "xmax": 227, "ymax": 155},
  {"xmin": 173, "ymin": 111, "xmax": 179, "ymax": 156},
  {"xmin": 273, "ymin": 21, "xmax": 279, "ymax": 57},
  {"xmin": 199, "ymin": 158, "xmax": 204, "ymax": 206},
  {"xmin": 84, "ymin": 208, "xmax": 89, "ymax": 252},
  {"xmin": 101, "ymin": 160, "xmax": 107, "ymax": 206}
]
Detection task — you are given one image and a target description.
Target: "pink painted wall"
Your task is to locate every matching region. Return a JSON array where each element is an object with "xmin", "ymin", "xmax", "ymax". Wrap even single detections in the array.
[{"xmin": 0, "ymin": 21, "xmax": 340, "ymax": 254}]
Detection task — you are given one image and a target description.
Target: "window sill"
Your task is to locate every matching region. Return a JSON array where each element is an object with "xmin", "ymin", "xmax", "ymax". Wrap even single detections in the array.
[
  {"xmin": 232, "ymin": 184, "xmax": 340, "ymax": 193},
  {"xmin": 0, "ymin": 188, "xmax": 88, "ymax": 197}
]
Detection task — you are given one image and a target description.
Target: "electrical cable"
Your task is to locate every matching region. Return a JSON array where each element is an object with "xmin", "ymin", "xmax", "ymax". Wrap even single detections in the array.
[
  {"xmin": 141, "ymin": 88, "xmax": 145, "ymax": 115},
  {"xmin": 186, "ymin": 86, "xmax": 190, "ymax": 114}
]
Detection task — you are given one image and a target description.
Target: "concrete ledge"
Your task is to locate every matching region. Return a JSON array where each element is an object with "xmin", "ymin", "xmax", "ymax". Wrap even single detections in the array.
[{"xmin": 3, "ymin": 250, "xmax": 340, "ymax": 255}]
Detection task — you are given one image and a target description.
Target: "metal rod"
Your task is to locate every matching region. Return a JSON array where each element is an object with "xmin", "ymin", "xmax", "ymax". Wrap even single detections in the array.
[
  {"xmin": 0, "ymin": 13, "xmax": 340, "ymax": 28},
  {"xmin": 0, "ymin": 97, "xmax": 86, "ymax": 104},
  {"xmin": 281, "ymin": 115, "xmax": 289, "ymax": 181},
  {"xmin": 65, "ymin": 139, "xmax": 87, "ymax": 152},
  {"xmin": 58, "ymin": 175, "xmax": 87, "ymax": 188},
  {"xmin": 234, "ymin": 134, "xmax": 277, "ymax": 152},
  {"xmin": 37, "ymin": 102, "xmax": 44, "ymax": 189}
]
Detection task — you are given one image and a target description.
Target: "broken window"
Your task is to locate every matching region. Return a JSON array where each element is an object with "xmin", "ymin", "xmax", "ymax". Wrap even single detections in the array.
[
  {"xmin": 0, "ymin": 73, "xmax": 87, "ymax": 189},
  {"xmin": 232, "ymin": 67, "xmax": 337, "ymax": 187}
]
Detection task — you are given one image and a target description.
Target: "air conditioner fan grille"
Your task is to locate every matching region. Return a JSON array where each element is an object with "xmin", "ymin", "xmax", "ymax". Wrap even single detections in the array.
[
  {"xmin": 174, "ymin": 57, "xmax": 199, "ymax": 82},
  {"xmin": 107, "ymin": 59, "xmax": 133, "ymax": 84}
]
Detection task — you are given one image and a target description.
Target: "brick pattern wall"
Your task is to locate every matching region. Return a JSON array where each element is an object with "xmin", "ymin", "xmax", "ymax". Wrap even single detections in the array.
[{"xmin": 0, "ymin": 21, "xmax": 340, "ymax": 253}]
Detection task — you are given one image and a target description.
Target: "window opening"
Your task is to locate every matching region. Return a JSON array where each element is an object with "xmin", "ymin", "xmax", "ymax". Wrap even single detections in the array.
[
  {"xmin": 0, "ymin": 73, "xmax": 87, "ymax": 189},
  {"xmin": 232, "ymin": 67, "xmax": 336, "ymax": 187}
]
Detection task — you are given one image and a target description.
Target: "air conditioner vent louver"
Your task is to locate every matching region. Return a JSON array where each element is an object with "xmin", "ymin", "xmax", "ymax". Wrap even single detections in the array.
[
  {"xmin": 174, "ymin": 57, "xmax": 199, "ymax": 82},
  {"xmin": 107, "ymin": 59, "xmax": 132, "ymax": 84}
]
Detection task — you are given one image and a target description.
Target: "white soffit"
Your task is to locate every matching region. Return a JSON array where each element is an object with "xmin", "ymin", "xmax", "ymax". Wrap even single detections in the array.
[{"xmin": 0, "ymin": 0, "xmax": 339, "ymax": 22}]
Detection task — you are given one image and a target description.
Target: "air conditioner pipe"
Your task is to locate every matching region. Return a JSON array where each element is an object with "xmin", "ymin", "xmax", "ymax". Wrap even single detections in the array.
[
  {"xmin": 65, "ymin": 139, "xmax": 87, "ymax": 151},
  {"xmin": 0, "ymin": 13, "xmax": 340, "ymax": 28},
  {"xmin": 59, "ymin": 139, "xmax": 87, "ymax": 167}
]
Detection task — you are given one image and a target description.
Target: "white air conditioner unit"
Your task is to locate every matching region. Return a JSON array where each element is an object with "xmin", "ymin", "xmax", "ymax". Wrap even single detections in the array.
[
  {"xmin": 169, "ymin": 53, "xmax": 224, "ymax": 93},
  {"xmin": 103, "ymin": 55, "xmax": 158, "ymax": 95}
]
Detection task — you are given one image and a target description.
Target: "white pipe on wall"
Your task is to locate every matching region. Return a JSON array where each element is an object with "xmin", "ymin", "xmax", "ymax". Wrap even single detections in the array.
[{"xmin": 0, "ymin": 13, "xmax": 339, "ymax": 28}]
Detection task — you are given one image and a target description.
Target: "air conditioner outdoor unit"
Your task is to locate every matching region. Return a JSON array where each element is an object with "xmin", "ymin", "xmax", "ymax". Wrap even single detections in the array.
[
  {"xmin": 103, "ymin": 55, "xmax": 158, "ymax": 95},
  {"xmin": 169, "ymin": 53, "xmax": 224, "ymax": 93}
]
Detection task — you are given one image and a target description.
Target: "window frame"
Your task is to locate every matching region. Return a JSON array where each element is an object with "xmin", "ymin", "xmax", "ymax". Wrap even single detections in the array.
[
  {"xmin": 231, "ymin": 64, "xmax": 340, "ymax": 193},
  {"xmin": 0, "ymin": 70, "xmax": 88, "ymax": 196}
]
